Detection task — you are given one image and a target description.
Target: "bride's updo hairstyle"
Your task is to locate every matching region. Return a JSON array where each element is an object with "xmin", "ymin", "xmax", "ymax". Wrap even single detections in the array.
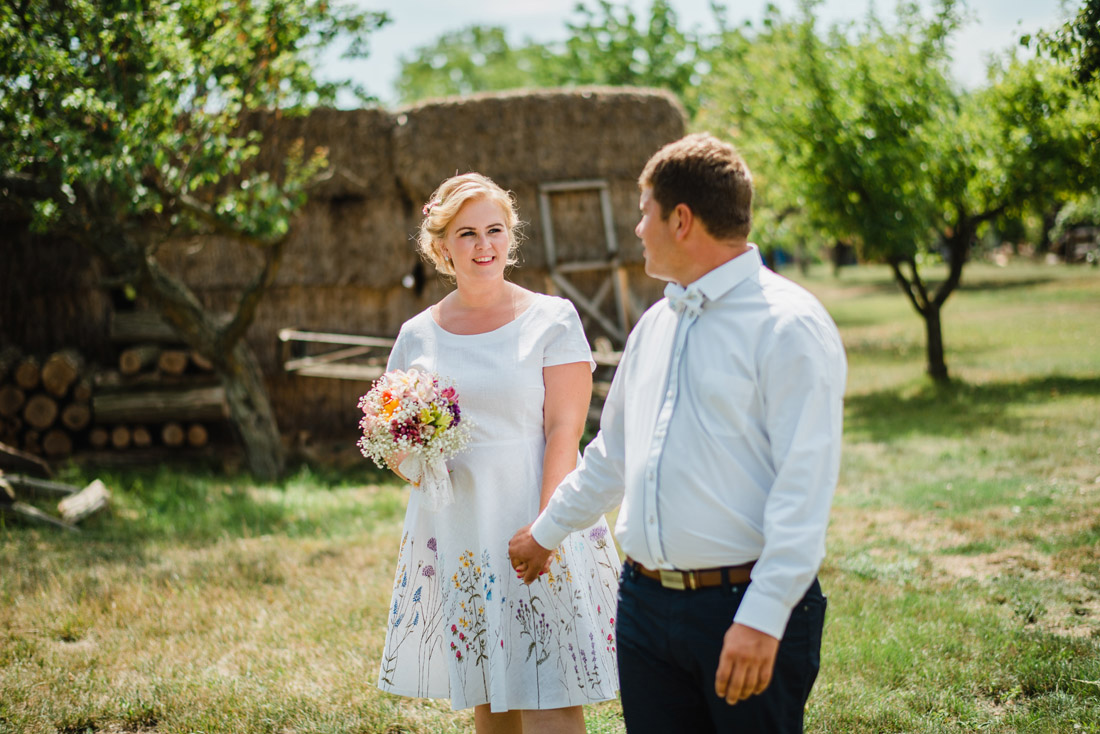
[{"xmin": 417, "ymin": 172, "xmax": 523, "ymax": 277}]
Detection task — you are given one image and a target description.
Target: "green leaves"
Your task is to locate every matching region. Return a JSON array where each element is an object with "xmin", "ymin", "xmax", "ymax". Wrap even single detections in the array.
[
  {"xmin": 394, "ymin": 1, "xmax": 705, "ymax": 114},
  {"xmin": 2, "ymin": 0, "xmax": 386, "ymax": 244}
]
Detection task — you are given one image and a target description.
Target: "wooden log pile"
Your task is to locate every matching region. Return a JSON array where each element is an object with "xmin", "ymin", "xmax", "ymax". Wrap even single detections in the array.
[
  {"xmin": 0, "ymin": 345, "xmax": 91, "ymax": 460},
  {"xmin": 2, "ymin": 310, "xmax": 230, "ymax": 464},
  {"xmin": 89, "ymin": 310, "xmax": 227, "ymax": 456}
]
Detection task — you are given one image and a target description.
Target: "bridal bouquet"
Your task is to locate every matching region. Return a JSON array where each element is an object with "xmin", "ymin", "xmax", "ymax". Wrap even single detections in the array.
[{"xmin": 358, "ymin": 368, "xmax": 471, "ymax": 510}]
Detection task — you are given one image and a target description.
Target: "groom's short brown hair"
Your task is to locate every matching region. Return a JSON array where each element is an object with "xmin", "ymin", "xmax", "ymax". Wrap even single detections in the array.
[{"xmin": 639, "ymin": 133, "xmax": 753, "ymax": 240}]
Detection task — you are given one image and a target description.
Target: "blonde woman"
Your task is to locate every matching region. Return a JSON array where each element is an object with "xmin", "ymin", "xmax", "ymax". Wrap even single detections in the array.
[{"xmin": 377, "ymin": 173, "xmax": 619, "ymax": 733}]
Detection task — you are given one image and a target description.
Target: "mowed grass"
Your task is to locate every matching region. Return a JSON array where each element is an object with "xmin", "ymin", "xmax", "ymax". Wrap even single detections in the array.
[{"xmin": 2, "ymin": 260, "xmax": 1098, "ymax": 733}]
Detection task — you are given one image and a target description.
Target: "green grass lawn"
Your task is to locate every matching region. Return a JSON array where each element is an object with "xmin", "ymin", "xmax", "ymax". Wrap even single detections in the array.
[{"xmin": 2, "ymin": 260, "xmax": 1099, "ymax": 733}]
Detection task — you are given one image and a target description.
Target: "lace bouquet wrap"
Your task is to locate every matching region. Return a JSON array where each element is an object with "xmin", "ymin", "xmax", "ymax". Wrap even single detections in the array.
[{"xmin": 358, "ymin": 368, "xmax": 471, "ymax": 510}]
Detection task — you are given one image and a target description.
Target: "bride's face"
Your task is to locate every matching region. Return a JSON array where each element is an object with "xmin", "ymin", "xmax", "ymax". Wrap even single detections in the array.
[{"xmin": 442, "ymin": 197, "xmax": 511, "ymax": 284}]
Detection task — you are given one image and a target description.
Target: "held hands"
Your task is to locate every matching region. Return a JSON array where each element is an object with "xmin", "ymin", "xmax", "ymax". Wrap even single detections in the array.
[
  {"xmin": 714, "ymin": 623, "xmax": 780, "ymax": 706},
  {"xmin": 507, "ymin": 523, "xmax": 554, "ymax": 584}
]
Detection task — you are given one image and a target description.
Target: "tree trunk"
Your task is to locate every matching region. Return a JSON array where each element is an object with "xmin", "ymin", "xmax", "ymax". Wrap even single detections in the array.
[
  {"xmin": 220, "ymin": 342, "xmax": 283, "ymax": 479},
  {"xmin": 87, "ymin": 215, "xmax": 287, "ymax": 479}
]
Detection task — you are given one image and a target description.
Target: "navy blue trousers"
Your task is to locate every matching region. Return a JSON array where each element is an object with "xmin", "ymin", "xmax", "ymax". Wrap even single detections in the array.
[{"xmin": 616, "ymin": 562, "xmax": 825, "ymax": 734}]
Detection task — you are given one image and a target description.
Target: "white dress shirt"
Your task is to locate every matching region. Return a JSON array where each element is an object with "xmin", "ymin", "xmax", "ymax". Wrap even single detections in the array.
[{"xmin": 531, "ymin": 245, "xmax": 847, "ymax": 638}]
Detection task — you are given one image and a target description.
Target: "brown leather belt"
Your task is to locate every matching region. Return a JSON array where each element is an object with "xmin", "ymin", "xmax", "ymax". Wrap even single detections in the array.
[{"xmin": 625, "ymin": 557, "xmax": 755, "ymax": 590}]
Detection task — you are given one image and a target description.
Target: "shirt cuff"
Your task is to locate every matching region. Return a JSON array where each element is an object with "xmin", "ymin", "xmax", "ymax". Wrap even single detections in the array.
[
  {"xmin": 531, "ymin": 511, "xmax": 574, "ymax": 551},
  {"xmin": 733, "ymin": 585, "xmax": 793, "ymax": 640}
]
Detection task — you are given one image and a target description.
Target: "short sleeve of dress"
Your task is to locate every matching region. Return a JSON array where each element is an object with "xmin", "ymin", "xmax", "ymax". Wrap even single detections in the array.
[
  {"xmin": 542, "ymin": 297, "xmax": 597, "ymax": 372},
  {"xmin": 385, "ymin": 325, "xmax": 409, "ymax": 372}
]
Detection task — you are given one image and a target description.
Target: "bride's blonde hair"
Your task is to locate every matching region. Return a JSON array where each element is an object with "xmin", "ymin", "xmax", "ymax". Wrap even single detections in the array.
[{"xmin": 417, "ymin": 173, "xmax": 523, "ymax": 277}]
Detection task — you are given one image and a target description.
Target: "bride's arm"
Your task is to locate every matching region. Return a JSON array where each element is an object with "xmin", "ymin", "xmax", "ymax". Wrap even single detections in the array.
[{"xmin": 540, "ymin": 361, "xmax": 593, "ymax": 513}]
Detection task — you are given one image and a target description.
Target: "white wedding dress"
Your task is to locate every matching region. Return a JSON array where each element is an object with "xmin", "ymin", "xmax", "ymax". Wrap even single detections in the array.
[{"xmin": 376, "ymin": 294, "xmax": 621, "ymax": 712}]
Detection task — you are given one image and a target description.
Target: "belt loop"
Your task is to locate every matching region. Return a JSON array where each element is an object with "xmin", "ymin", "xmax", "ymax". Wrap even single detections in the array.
[{"xmin": 720, "ymin": 566, "xmax": 731, "ymax": 594}]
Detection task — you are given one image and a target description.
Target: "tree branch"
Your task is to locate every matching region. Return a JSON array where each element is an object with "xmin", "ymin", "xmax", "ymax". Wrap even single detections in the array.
[
  {"xmin": 890, "ymin": 256, "xmax": 928, "ymax": 315},
  {"xmin": 143, "ymin": 173, "xmax": 281, "ymax": 248},
  {"xmin": 216, "ymin": 235, "xmax": 289, "ymax": 352}
]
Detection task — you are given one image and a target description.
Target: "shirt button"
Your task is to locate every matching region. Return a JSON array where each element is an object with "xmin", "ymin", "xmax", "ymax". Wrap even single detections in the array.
[
  {"xmin": 647, "ymin": 471, "xmax": 655, "ymax": 481},
  {"xmin": 648, "ymin": 516, "xmax": 656, "ymax": 525}
]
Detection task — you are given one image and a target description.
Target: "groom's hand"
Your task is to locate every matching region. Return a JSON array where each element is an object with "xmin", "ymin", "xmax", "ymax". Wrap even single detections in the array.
[
  {"xmin": 508, "ymin": 523, "xmax": 553, "ymax": 585},
  {"xmin": 714, "ymin": 622, "xmax": 780, "ymax": 705}
]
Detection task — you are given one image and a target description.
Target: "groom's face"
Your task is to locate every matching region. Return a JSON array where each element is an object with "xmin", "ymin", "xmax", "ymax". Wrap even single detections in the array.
[{"xmin": 636, "ymin": 186, "xmax": 680, "ymax": 283}]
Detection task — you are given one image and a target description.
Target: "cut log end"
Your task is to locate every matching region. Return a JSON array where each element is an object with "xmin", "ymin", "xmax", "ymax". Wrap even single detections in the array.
[
  {"xmin": 161, "ymin": 422, "xmax": 185, "ymax": 447},
  {"xmin": 110, "ymin": 425, "xmax": 132, "ymax": 450},
  {"xmin": 132, "ymin": 426, "xmax": 153, "ymax": 448},
  {"xmin": 157, "ymin": 350, "xmax": 189, "ymax": 375},
  {"xmin": 186, "ymin": 423, "xmax": 209, "ymax": 448},
  {"xmin": 23, "ymin": 393, "xmax": 59, "ymax": 431},
  {"xmin": 42, "ymin": 429, "xmax": 73, "ymax": 458},
  {"xmin": 89, "ymin": 427, "xmax": 110, "ymax": 450}
]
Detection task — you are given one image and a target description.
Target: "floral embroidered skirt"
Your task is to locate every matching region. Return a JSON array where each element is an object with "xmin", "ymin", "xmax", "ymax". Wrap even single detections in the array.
[{"xmin": 376, "ymin": 488, "xmax": 621, "ymax": 712}]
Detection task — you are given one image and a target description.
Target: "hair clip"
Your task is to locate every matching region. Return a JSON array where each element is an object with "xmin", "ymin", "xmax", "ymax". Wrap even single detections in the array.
[{"xmin": 422, "ymin": 201, "xmax": 437, "ymax": 216}]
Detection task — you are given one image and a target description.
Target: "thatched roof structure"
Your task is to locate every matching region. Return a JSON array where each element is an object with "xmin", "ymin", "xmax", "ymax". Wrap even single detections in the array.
[{"xmin": 3, "ymin": 87, "xmax": 687, "ymax": 439}]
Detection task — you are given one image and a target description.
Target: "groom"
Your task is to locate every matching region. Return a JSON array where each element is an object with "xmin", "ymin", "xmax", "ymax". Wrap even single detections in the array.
[{"xmin": 509, "ymin": 133, "xmax": 847, "ymax": 733}]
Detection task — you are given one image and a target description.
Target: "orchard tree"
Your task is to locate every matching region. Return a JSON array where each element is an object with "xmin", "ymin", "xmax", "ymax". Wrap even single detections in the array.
[
  {"xmin": 1023, "ymin": 0, "xmax": 1100, "ymax": 90},
  {"xmin": 395, "ymin": 0, "xmax": 705, "ymax": 114},
  {"xmin": 0, "ymin": 0, "xmax": 387, "ymax": 478},
  {"xmin": 701, "ymin": 0, "xmax": 1098, "ymax": 382},
  {"xmin": 394, "ymin": 26, "xmax": 560, "ymax": 102}
]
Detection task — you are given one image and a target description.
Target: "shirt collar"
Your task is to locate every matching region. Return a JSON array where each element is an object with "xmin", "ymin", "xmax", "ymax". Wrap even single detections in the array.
[{"xmin": 682, "ymin": 243, "xmax": 762, "ymax": 303}]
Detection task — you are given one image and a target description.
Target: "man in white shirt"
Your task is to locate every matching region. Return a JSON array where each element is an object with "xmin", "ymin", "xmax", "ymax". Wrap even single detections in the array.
[{"xmin": 508, "ymin": 133, "xmax": 847, "ymax": 733}]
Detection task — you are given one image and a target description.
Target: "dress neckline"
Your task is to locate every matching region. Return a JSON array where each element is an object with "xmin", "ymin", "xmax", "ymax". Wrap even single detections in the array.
[{"xmin": 428, "ymin": 292, "xmax": 543, "ymax": 337}]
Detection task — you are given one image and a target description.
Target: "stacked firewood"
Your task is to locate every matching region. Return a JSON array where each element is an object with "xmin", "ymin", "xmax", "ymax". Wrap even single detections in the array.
[
  {"xmin": 0, "ymin": 346, "xmax": 91, "ymax": 459},
  {"xmin": 89, "ymin": 310, "xmax": 227, "ymax": 454}
]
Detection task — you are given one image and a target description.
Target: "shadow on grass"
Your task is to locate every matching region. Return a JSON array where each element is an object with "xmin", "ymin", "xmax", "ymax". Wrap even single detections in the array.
[
  {"xmin": 955, "ymin": 276, "xmax": 1062, "ymax": 292},
  {"xmin": 845, "ymin": 374, "xmax": 1100, "ymax": 440}
]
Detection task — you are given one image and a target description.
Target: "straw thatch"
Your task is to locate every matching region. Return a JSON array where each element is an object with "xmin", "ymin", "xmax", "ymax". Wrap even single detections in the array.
[
  {"xmin": 393, "ymin": 87, "xmax": 685, "ymax": 273},
  {"xmin": 5, "ymin": 87, "xmax": 687, "ymax": 439},
  {"xmin": 0, "ymin": 226, "xmax": 113, "ymax": 363}
]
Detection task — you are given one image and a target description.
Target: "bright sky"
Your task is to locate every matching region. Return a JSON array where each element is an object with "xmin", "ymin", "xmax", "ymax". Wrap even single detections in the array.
[{"xmin": 324, "ymin": 0, "xmax": 1072, "ymax": 107}]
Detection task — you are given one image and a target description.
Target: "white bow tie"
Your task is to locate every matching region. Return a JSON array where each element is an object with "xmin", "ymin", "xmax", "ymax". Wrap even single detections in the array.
[{"xmin": 665, "ymin": 283, "xmax": 705, "ymax": 319}]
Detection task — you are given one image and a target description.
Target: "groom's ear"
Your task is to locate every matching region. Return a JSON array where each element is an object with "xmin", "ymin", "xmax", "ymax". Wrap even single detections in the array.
[{"xmin": 672, "ymin": 203, "xmax": 694, "ymax": 240}]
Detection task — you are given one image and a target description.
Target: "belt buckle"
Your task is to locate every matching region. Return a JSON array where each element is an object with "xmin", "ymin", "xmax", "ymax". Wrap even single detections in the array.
[{"xmin": 659, "ymin": 569, "xmax": 687, "ymax": 590}]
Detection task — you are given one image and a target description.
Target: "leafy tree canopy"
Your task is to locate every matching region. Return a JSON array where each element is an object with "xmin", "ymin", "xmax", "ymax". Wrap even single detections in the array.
[
  {"xmin": 394, "ymin": 0, "xmax": 705, "ymax": 115},
  {"xmin": 1, "ymin": 0, "xmax": 387, "ymax": 237},
  {"xmin": 1, "ymin": 0, "xmax": 388, "ymax": 478},
  {"xmin": 1022, "ymin": 0, "xmax": 1100, "ymax": 90}
]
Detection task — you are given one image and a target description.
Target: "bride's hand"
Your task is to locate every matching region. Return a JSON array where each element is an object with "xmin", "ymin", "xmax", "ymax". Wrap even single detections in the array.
[{"xmin": 386, "ymin": 451, "xmax": 411, "ymax": 483}]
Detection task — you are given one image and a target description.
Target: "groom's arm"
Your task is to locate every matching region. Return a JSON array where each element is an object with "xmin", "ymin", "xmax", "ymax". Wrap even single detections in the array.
[{"xmin": 509, "ymin": 357, "xmax": 630, "ymax": 583}]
